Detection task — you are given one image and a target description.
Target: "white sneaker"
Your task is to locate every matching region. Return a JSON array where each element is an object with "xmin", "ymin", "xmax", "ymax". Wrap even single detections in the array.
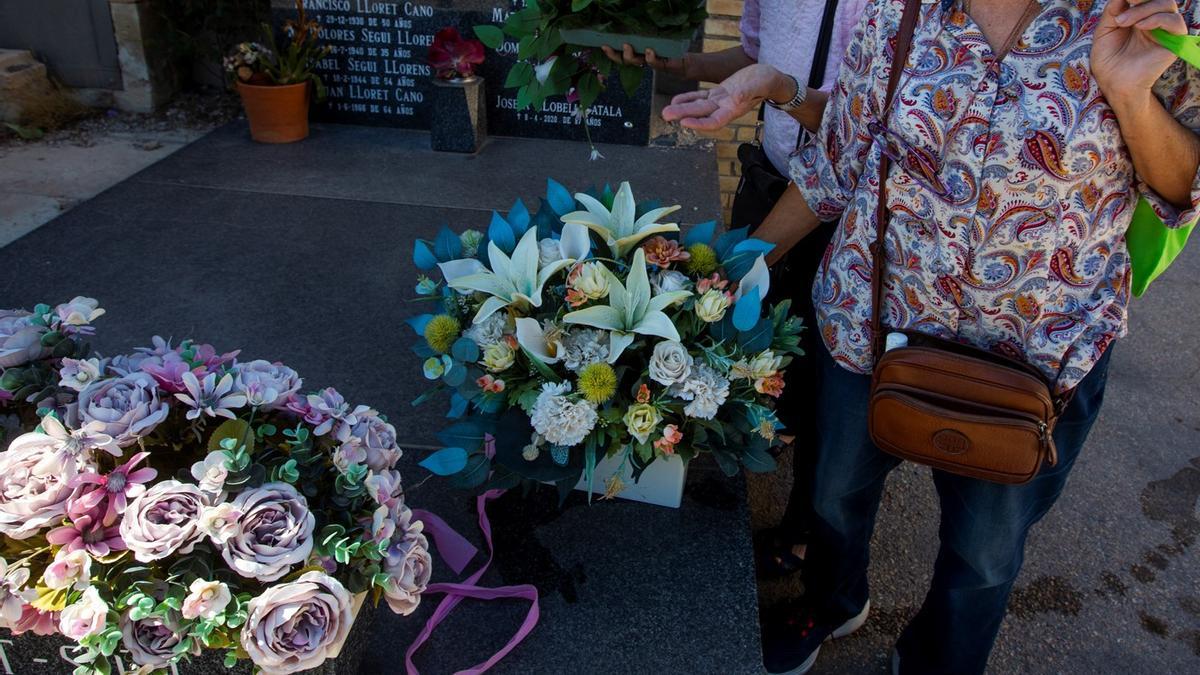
[{"xmin": 766, "ymin": 600, "xmax": 872, "ymax": 675}]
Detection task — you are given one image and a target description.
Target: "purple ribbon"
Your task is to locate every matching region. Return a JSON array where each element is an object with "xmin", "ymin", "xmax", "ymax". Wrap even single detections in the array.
[{"xmin": 406, "ymin": 490, "xmax": 541, "ymax": 675}]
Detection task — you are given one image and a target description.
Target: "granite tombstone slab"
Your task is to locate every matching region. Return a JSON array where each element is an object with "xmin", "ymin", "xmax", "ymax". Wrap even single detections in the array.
[{"xmin": 271, "ymin": 0, "xmax": 652, "ymax": 145}]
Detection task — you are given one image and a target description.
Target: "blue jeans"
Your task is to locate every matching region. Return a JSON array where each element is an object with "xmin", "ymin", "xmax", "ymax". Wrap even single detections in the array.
[{"xmin": 802, "ymin": 343, "xmax": 1113, "ymax": 675}]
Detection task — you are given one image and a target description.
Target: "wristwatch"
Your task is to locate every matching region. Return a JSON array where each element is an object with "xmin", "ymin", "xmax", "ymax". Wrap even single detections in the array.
[{"xmin": 766, "ymin": 74, "xmax": 807, "ymax": 112}]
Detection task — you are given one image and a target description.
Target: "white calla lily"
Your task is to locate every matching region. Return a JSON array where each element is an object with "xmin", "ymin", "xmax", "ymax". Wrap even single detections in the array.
[
  {"xmin": 733, "ymin": 255, "xmax": 771, "ymax": 302},
  {"xmin": 515, "ymin": 318, "xmax": 564, "ymax": 364},
  {"xmin": 442, "ymin": 225, "xmax": 589, "ymax": 324},
  {"xmin": 561, "ymin": 182, "xmax": 681, "ymax": 258},
  {"xmin": 562, "ymin": 248, "xmax": 691, "ymax": 362}
]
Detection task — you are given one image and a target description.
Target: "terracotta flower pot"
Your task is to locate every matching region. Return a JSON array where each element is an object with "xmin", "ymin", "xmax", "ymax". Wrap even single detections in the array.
[{"xmin": 237, "ymin": 81, "xmax": 311, "ymax": 144}]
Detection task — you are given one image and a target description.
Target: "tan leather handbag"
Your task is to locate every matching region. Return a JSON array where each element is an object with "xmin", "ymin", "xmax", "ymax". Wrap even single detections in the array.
[{"xmin": 865, "ymin": 0, "xmax": 1068, "ymax": 485}]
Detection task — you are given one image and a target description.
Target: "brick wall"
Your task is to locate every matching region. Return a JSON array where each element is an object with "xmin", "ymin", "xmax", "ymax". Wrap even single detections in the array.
[{"xmin": 702, "ymin": 0, "xmax": 756, "ymax": 222}]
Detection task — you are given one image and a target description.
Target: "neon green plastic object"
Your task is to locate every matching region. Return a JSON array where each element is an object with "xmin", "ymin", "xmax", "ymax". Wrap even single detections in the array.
[{"xmin": 1126, "ymin": 30, "xmax": 1200, "ymax": 297}]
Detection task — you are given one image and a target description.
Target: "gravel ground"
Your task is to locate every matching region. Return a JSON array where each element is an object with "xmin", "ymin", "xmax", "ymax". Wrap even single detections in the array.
[{"xmin": 0, "ymin": 90, "xmax": 240, "ymax": 153}]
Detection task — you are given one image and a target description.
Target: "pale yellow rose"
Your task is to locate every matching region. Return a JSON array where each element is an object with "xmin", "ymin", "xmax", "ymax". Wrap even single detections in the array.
[{"xmin": 623, "ymin": 403, "xmax": 662, "ymax": 444}]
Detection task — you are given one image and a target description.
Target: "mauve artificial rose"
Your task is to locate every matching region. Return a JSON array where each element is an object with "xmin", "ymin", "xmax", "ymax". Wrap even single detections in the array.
[
  {"xmin": 222, "ymin": 483, "xmax": 315, "ymax": 582},
  {"xmin": 381, "ymin": 505, "xmax": 431, "ymax": 616},
  {"xmin": 119, "ymin": 480, "xmax": 208, "ymax": 562},
  {"xmin": 241, "ymin": 571, "xmax": 354, "ymax": 675},
  {"xmin": 339, "ymin": 413, "xmax": 402, "ymax": 473},
  {"xmin": 120, "ymin": 612, "xmax": 196, "ymax": 668},
  {"xmin": 59, "ymin": 587, "xmax": 107, "ymax": 640},
  {"xmin": 76, "ymin": 373, "xmax": 170, "ymax": 448},
  {"xmin": 234, "ymin": 360, "xmax": 302, "ymax": 410},
  {"xmin": 0, "ymin": 310, "xmax": 46, "ymax": 369},
  {"xmin": 0, "ymin": 431, "xmax": 86, "ymax": 539}
]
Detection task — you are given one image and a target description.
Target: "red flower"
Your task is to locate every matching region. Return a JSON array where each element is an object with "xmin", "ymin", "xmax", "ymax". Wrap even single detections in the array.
[{"xmin": 428, "ymin": 27, "xmax": 486, "ymax": 79}]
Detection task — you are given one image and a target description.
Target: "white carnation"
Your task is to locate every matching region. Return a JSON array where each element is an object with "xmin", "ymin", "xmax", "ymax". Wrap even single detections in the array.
[
  {"xmin": 559, "ymin": 329, "xmax": 609, "ymax": 372},
  {"xmin": 464, "ymin": 312, "xmax": 510, "ymax": 347},
  {"xmin": 529, "ymin": 383, "xmax": 597, "ymax": 447},
  {"xmin": 538, "ymin": 238, "xmax": 564, "ymax": 267},
  {"xmin": 670, "ymin": 363, "xmax": 730, "ymax": 420}
]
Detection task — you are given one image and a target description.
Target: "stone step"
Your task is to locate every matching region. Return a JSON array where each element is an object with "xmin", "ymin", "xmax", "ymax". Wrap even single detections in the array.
[{"xmin": 0, "ymin": 49, "xmax": 52, "ymax": 124}]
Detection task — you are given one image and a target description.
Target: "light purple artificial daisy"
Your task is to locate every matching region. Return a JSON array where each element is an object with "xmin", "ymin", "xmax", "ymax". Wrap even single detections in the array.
[
  {"xmin": 71, "ymin": 452, "xmax": 157, "ymax": 526},
  {"xmin": 46, "ymin": 514, "xmax": 125, "ymax": 557},
  {"xmin": 175, "ymin": 372, "xmax": 247, "ymax": 420}
]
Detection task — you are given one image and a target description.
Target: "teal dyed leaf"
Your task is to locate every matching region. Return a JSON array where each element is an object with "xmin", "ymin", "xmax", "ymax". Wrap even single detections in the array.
[
  {"xmin": 738, "ymin": 316, "xmax": 775, "ymax": 353},
  {"xmin": 435, "ymin": 226, "xmax": 462, "ymax": 261},
  {"xmin": 451, "ymin": 337, "xmax": 480, "ymax": 363},
  {"xmin": 406, "ymin": 314, "xmax": 434, "ymax": 336},
  {"xmin": 508, "ymin": 199, "xmax": 531, "ymax": 235},
  {"xmin": 447, "ymin": 393, "xmax": 469, "ymax": 419},
  {"xmin": 686, "ymin": 219, "xmax": 710, "ymax": 246},
  {"xmin": 442, "ymin": 361, "xmax": 467, "ymax": 387},
  {"xmin": 715, "ymin": 226, "xmax": 750, "ymax": 261},
  {"xmin": 546, "ymin": 179, "xmax": 574, "ymax": 215},
  {"xmin": 419, "ymin": 447, "xmax": 469, "ymax": 476},
  {"xmin": 488, "ymin": 212, "xmax": 516, "ymax": 253},
  {"xmin": 732, "ymin": 286, "xmax": 762, "ymax": 331},
  {"xmin": 437, "ymin": 420, "xmax": 486, "ymax": 448},
  {"xmin": 413, "ymin": 240, "xmax": 438, "ymax": 270}
]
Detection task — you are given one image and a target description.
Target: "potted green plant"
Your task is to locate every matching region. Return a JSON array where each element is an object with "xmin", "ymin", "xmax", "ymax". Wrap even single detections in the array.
[
  {"xmin": 428, "ymin": 27, "xmax": 488, "ymax": 154},
  {"xmin": 474, "ymin": 0, "xmax": 705, "ymax": 156},
  {"xmin": 226, "ymin": 0, "xmax": 330, "ymax": 144}
]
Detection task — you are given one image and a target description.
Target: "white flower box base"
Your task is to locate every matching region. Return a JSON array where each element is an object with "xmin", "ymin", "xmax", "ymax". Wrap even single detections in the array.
[{"xmin": 575, "ymin": 453, "xmax": 688, "ymax": 508}]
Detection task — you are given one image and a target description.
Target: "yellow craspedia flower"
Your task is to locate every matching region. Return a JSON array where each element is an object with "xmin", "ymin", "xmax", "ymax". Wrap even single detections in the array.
[
  {"xmin": 424, "ymin": 314, "xmax": 461, "ymax": 354},
  {"xmin": 685, "ymin": 243, "xmax": 719, "ymax": 276},
  {"xmin": 577, "ymin": 362, "xmax": 618, "ymax": 404}
]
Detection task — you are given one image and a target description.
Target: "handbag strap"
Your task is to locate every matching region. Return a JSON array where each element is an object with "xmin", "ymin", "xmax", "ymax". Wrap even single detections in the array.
[
  {"xmin": 870, "ymin": 0, "xmax": 923, "ymax": 363},
  {"xmin": 808, "ymin": 0, "xmax": 843, "ymax": 90}
]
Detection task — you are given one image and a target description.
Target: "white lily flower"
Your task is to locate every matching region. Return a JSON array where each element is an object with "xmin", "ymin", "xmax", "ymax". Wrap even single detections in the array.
[
  {"xmin": 562, "ymin": 248, "xmax": 692, "ymax": 362},
  {"xmin": 561, "ymin": 182, "xmax": 681, "ymax": 258},
  {"xmin": 441, "ymin": 224, "xmax": 589, "ymax": 324}
]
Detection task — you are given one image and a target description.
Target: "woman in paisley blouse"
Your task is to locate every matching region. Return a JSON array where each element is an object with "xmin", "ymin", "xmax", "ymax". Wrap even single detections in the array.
[{"xmin": 754, "ymin": 0, "xmax": 1200, "ymax": 673}]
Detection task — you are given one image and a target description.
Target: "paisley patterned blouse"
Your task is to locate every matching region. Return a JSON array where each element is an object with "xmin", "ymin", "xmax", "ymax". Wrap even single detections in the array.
[{"xmin": 790, "ymin": 0, "xmax": 1200, "ymax": 391}]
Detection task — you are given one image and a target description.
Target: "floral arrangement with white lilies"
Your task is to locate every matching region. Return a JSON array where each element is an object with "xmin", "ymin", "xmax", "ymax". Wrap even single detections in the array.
[
  {"xmin": 409, "ymin": 180, "xmax": 803, "ymax": 498},
  {"xmin": 0, "ymin": 334, "xmax": 429, "ymax": 674}
]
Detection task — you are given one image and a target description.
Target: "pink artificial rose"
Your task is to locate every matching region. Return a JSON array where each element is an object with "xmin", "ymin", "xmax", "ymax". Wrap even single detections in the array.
[
  {"xmin": 241, "ymin": 572, "xmax": 354, "ymax": 674},
  {"xmin": 0, "ymin": 429, "xmax": 87, "ymax": 539}
]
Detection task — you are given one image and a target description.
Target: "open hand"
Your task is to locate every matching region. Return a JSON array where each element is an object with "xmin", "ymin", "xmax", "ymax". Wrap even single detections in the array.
[
  {"xmin": 662, "ymin": 63, "xmax": 791, "ymax": 131},
  {"xmin": 1092, "ymin": 0, "xmax": 1188, "ymax": 100}
]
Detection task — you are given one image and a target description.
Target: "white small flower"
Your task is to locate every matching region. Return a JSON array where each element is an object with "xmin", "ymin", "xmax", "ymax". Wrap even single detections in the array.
[
  {"xmin": 190, "ymin": 451, "xmax": 230, "ymax": 494},
  {"xmin": 589, "ymin": 148, "xmax": 605, "ymax": 162},
  {"xmin": 181, "ymin": 579, "xmax": 231, "ymax": 621},
  {"xmin": 58, "ymin": 357, "xmax": 103, "ymax": 392},
  {"xmin": 198, "ymin": 503, "xmax": 241, "ymax": 544}
]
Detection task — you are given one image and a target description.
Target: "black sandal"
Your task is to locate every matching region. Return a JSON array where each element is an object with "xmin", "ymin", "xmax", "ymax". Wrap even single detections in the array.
[{"xmin": 754, "ymin": 526, "xmax": 807, "ymax": 580}]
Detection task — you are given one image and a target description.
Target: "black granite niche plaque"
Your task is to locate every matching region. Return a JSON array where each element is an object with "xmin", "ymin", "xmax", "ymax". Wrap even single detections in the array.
[{"xmin": 269, "ymin": 0, "xmax": 653, "ymax": 145}]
